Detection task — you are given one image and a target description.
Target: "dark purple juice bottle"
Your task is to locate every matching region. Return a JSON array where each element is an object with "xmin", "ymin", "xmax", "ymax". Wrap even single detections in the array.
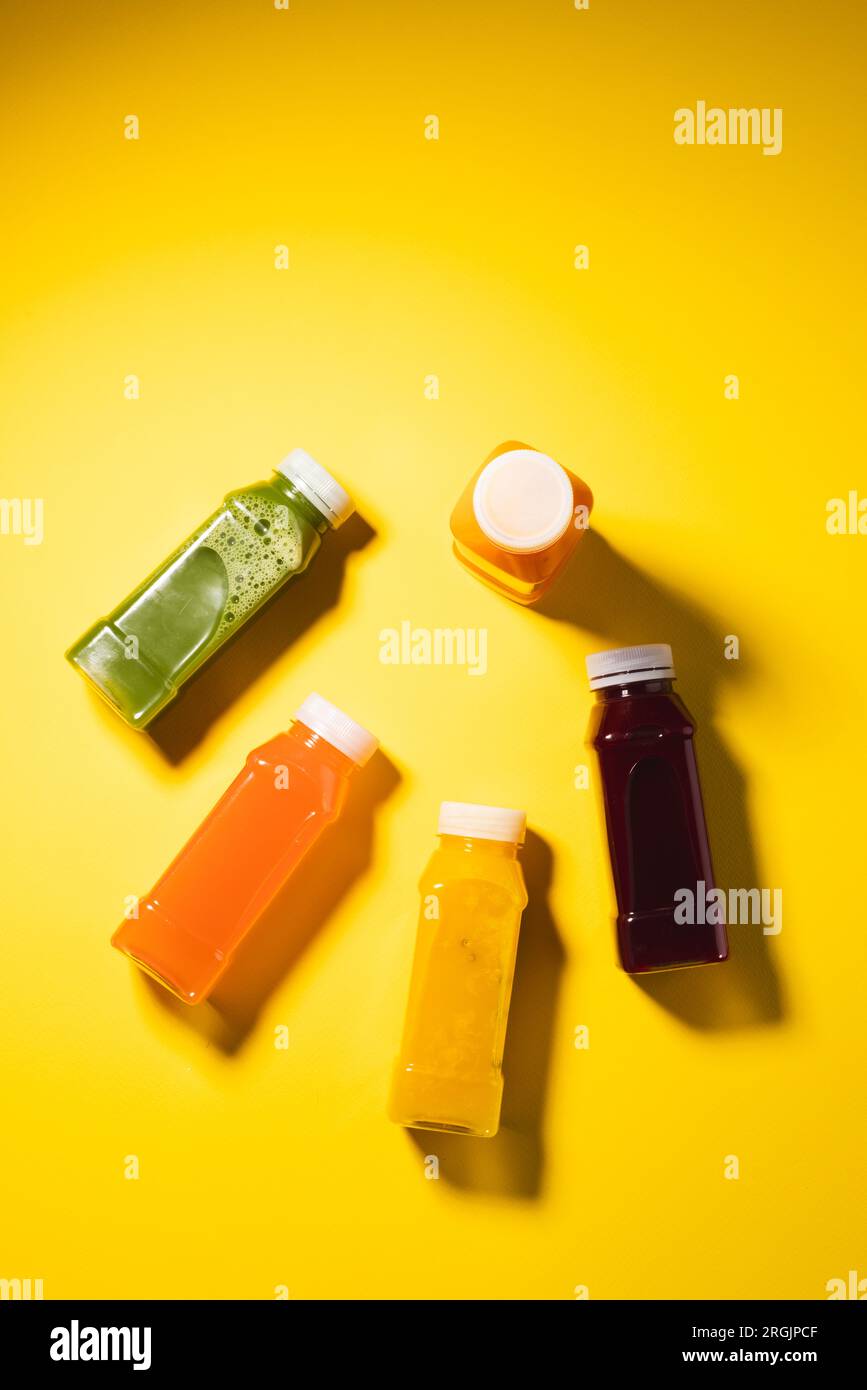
[{"xmin": 586, "ymin": 644, "xmax": 728, "ymax": 974}]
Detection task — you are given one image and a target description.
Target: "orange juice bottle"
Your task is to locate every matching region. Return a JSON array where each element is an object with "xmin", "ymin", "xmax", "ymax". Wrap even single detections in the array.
[
  {"xmin": 112, "ymin": 694, "xmax": 378, "ymax": 1003},
  {"xmin": 389, "ymin": 802, "xmax": 528, "ymax": 1138},
  {"xmin": 450, "ymin": 441, "xmax": 593, "ymax": 604}
]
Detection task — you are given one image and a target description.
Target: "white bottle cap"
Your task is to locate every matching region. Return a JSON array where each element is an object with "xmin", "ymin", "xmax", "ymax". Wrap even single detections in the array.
[
  {"xmin": 473, "ymin": 448, "xmax": 574, "ymax": 554},
  {"xmin": 437, "ymin": 801, "xmax": 527, "ymax": 844},
  {"xmin": 586, "ymin": 644, "xmax": 675, "ymax": 691},
  {"xmin": 276, "ymin": 448, "xmax": 355, "ymax": 528},
  {"xmin": 293, "ymin": 692, "xmax": 378, "ymax": 766}
]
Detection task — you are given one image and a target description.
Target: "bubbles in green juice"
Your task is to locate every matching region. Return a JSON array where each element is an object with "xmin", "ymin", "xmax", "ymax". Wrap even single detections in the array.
[{"xmin": 202, "ymin": 493, "xmax": 304, "ymax": 640}]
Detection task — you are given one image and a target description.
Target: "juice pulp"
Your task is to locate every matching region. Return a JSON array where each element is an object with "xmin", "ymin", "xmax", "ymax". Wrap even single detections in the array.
[
  {"xmin": 450, "ymin": 441, "xmax": 593, "ymax": 605},
  {"xmin": 67, "ymin": 475, "xmax": 327, "ymax": 729},
  {"xmin": 112, "ymin": 721, "xmax": 355, "ymax": 1002},
  {"xmin": 389, "ymin": 834, "xmax": 527, "ymax": 1137},
  {"xmin": 588, "ymin": 679, "xmax": 728, "ymax": 973}
]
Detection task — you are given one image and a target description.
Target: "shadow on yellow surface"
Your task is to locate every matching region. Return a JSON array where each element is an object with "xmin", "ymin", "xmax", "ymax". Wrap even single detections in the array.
[
  {"xmin": 144, "ymin": 512, "xmax": 376, "ymax": 764},
  {"xmin": 406, "ymin": 828, "xmax": 566, "ymax": 1200},
  {"xmin": 136, "ymin": 747, "xmax": 401, "ymax": 1052},
  {"xmin": 540, "ymin": 529, "xmax": 785, "ymax": 1031}
]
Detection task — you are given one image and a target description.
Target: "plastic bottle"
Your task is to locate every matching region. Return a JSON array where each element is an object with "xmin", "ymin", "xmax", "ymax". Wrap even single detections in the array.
[
  {"xmin": 67, "ymin": 449, "xmax": 354, "ymax": 728},
  {"xmin": 389, "ymin": 801, "xmax": 528, "ymax": 1138},
  {"xmin": 450, "ymin": 441, "xmax": 593, "ymax": 604},
  {"xmin": 586, "ymin": 644, "xmax": 728, "ymax": 973},
  {"xmin": 112, "ymin": 693, "xmax": 378, "ymax": 1002}
]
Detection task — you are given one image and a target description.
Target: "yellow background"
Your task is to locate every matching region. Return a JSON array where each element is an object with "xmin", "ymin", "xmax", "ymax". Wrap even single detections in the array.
[{"xmin": 1, "ymin": 0, "xmax": 865, "ymax": 1300}]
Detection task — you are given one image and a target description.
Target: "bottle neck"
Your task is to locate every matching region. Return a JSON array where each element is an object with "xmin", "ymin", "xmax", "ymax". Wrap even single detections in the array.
[
  {"xmin": 596, "ymin": 677, "xmax": 675, "ymax": 702},
  {"xmin": 272, "ymin": 473, "xmax": 331, "ymax": 533},
  {"xmin": 286, "ymin": 719, "xmax": 356, "ymax": 774},
  {"xmin": 438, "ymin": 833, "xmax": 519, "ymax": 858}
]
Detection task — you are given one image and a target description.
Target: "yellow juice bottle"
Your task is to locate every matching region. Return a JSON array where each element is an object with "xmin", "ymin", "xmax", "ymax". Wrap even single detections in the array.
[{"xmin": 389, "ymin": 802, "xmax": 528, "ymax": 1138}]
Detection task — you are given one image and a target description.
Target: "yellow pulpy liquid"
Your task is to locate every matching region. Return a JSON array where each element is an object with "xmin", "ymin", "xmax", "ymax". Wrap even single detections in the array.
[{"xmin": 389, "ymin": 802, "xmax": 528, "ymax": 1138}]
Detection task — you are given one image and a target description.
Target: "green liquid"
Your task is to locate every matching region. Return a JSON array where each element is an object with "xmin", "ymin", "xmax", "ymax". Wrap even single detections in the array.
[{"xmin": 66, "ymin": 476, "xmax": 326, "ymax": 728}]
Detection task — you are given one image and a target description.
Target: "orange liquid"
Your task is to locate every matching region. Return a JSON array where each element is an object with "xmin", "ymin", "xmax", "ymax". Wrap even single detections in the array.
[
  {"xmin": 450, "ymin": 440, "xmax": 593, "ymax": 604},
  {"xmin": 112, "ymin": 722, "xmax": 355, "ymax": 1002}
]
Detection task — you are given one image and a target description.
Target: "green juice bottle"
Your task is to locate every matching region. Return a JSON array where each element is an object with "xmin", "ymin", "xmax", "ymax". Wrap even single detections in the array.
[{"xmin": 66, "ymin": 449, "xmax": 354, "ymax": 729}]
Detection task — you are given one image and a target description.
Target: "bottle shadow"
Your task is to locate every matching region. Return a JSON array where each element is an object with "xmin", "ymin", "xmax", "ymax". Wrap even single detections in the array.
[
  {"xmin": 145, "ymin": 514, "xmax": 376, "ymax": 765},
  {"xmin": 406, "ymin": 829, "xmax": 566, "ymax": 1200},
  {"xmin": 135, "ymin": 749, "xmax": 401, "ymax": 1055},
  {"xmin": 538, "ymin": 528, "xmax": 784, "ymax": 1029}
]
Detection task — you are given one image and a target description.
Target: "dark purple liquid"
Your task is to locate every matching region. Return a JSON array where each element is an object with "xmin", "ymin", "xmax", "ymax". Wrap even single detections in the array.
[{"xmin": 588, "ymin": 678, "xmax": 728, "ymax": 973}]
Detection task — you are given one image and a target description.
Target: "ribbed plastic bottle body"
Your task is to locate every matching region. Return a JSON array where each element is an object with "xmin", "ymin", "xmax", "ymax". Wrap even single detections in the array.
[
  {"xmin": 112, "ymin": 724, "xmax": 353, "ymax": 1002},
  {"xmin": 389, "ymin": 836, "xmax": 527, "ymax": 1137},
  {"xmin": 66, "ymin": 476, "xmax": 327, "ymax": 728},
  {"xmin": 588, "ymin": 681, "xmax": 728, "ymax": 973}
]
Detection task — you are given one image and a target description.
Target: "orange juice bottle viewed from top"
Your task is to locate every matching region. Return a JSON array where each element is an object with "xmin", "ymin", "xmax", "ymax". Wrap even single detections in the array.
[
  {"xmin": 450, "ymin": 441, "xmax": 593, "ymax": 604},
  {"xmin": 389, "ymin": 802, "xmax": 528, "ymax": 1138},
  {"xmin": 112, "ymin": 693, "xmax": 378, "ymax": 1003}
]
